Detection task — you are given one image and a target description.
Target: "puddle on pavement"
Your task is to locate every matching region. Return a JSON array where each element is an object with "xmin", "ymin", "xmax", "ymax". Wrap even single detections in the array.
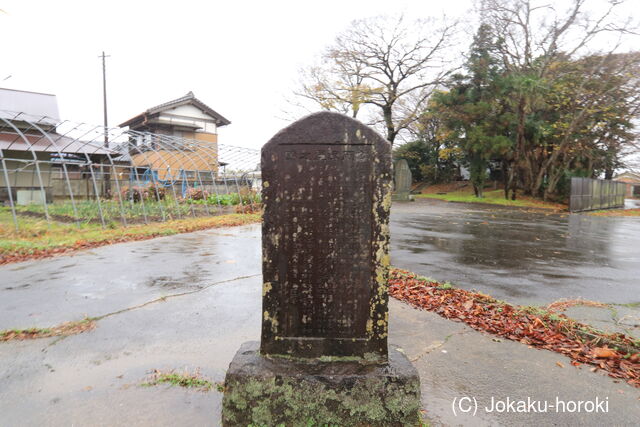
[
  {"xmin": 391, "ymin": 202, "xmax": 640, "ymax": 304},
  {"xmin": 4, "ymin": 283, "xmax": 30, "ymax": 291},
  {"xmin": 145, "ymin": 275, "xmax": 204, "ymax": 290}
]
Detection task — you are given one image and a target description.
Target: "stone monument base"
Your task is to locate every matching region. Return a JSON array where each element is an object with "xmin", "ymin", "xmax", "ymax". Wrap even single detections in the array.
[
  {"xmin": 222, "ymin": 341, "xmax": 421, "ymax": 426},
  {"xmin": 392, "ymin": 191, "xmax": 414, "ymax": 201}
]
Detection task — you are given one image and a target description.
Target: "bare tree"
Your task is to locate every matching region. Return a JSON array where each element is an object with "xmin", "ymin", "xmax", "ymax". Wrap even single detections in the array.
[
  {"xmin": 294, "ymin": 55, "xmax": 369, "ymax": 118},
  {"xmin": 293, "ymin": 15, "xmax": 459, "ymax": 144}
]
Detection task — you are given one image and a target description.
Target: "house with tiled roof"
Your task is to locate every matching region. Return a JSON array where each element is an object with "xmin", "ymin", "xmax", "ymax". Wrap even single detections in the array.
[
  {"xmin": 119, "ymin": 91, "xmax": 230, "ymax": 179},
  {"xmin": 615, "ymin": 171, "xmax": 640, "ymax": 198}
]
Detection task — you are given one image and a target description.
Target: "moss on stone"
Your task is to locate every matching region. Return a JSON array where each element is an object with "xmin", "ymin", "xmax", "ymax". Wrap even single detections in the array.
[{"xmin": 223, "ymin": 373, "xmax": 420, "ymax": 426}]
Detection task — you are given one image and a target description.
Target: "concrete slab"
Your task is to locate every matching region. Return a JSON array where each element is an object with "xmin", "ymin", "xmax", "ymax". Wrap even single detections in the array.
[
  {"xmin": 0, "ymin": 224, "xmax": 261, "ymax": 329},
  {"xmin": 0, "ymin": 274, "xmax": 261, "ymax": 427},
  {"xmin": 2, "ymin": 274, "xmax": 638, "ymax": 426},
  {"xmin": 391, "ymin": 299, "xmax": 640, "ymax": 426}
]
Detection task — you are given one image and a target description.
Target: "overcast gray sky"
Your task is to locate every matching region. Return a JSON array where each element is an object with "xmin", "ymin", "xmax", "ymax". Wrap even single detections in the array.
[
  {"xmin": 0, "ymin": 0, "xmax": 636, "ymax": 153},
  {"xmin": 0, "ymin": 0, "xmax": 475, "ymax": 149}
]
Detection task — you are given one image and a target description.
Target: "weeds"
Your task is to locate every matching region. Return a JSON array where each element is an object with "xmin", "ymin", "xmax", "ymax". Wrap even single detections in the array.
[
  {"xmin": 437, "ymin": 282, "xmax": 454, "ymax": 290},
  {"xmin": 0, "ymin": 317, "xmax": 96, "ymax": 342},
  {"xmin": 415, "ymin": 189, "xmax": 566, "ymax": 210},
  {"xmin": 141, "ymin": 369, "xmax": 217, "ymax": 392},
  {"xmin": 0, "ymin": 211, "xmax": 261, "ymax": 264}
]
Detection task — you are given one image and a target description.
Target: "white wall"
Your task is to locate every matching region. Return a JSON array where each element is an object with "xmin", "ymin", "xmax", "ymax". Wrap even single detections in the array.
[{"xmin": 157, "ymin": 104, "xmax": 217, "ymax": 134}]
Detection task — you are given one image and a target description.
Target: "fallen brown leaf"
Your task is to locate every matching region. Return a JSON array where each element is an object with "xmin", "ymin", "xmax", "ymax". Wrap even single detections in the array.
[{"xmin": 593, "ymin": 347, "xmax": 617, "ymax": 359}]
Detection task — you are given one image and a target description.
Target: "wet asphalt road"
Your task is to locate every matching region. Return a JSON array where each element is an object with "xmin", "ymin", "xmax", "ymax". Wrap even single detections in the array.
[
  {"xmin": 391, "ymin": 199, "xmax": 640, "ymax": 306},
  {"xmin": 1, "ymin": 223, "xmax": 639, "ymax": 426}
]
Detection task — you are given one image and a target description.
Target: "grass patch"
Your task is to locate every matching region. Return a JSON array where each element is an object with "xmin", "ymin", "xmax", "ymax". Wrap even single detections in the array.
[
  {"xmin": 13, "ymin": 199, "xmax": 193, "ymax": 224},
  {"xmin": 590, "ymin": 208, "xmax": 640, "ymax": 217},
  {"xmin": 415, "ymin": 189, "xmax": 566, "ymax": 210},
  {"xmin": 615, "ymin": 302, "xmax": 640, "ymax": 308},
  {"xmin": 436, "ymin": 282, "xmax": 454, "ymax": 290},
  {"xmin": 141, "ymin": 369, "xmax": 219, "ymax": 392},
  {"xmin": 0, "ymin": 318, "xmax": 96, "ymax": 342},
  {"xmin": 0, "ymin": 209, "xmax": 261, "ymax": 264}
]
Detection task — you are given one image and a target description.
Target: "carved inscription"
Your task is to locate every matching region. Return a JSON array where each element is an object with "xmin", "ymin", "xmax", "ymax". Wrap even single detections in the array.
[
  {"xmin": 261, "ymin": 111, "xmax": 392, "ymax": 358},
  {"xmin": 277, "ymin": 145, "xmax": 372, "ymax": 338}
]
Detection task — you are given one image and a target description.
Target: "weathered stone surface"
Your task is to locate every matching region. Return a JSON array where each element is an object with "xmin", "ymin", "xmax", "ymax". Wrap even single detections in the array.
[
  {"xmin": 260, "ymin": 111, "xmax": 392, "ymax": 359},
  {"xmin": 222, "ymin": 341, "xmax": 421, "ymax": 427},
  {"xmin": 222, "ymin": 113, "xmax": 420, "ymax": 425},
  {"xmin": 392, "ymin": 159, "xmax": 413, "ymax": 201}
]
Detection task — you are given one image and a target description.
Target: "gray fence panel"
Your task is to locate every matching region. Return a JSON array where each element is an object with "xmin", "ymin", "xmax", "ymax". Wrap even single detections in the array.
[{"xmin": 569, "ymin": 177, "xmax": 626, "ymax": 212}]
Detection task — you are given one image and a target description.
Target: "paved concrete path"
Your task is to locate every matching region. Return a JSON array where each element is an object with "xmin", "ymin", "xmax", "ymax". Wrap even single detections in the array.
[
  {"xmin": 1, "ymin": 222, "xmax": 639, "ymax": 426},
  {"xmin": 392, "ymin": 199, "xmax": 640, "ymax": 340}
]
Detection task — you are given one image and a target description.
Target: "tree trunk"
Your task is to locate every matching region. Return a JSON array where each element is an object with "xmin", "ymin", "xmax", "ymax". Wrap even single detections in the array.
[
  {"xmin": 382, "ymin": 105, "xmax": 396, "ymax": 144},
  {"xmin": 502, "ymin": 160, "xmax": 509, "ymax": 199},
  {"xmin": 512, "ymin": 96, "xmax": 527, "ymax": 201},
  {"xmin": 604, "ymin": 167, "xmax": 614, "ymax": 180}
]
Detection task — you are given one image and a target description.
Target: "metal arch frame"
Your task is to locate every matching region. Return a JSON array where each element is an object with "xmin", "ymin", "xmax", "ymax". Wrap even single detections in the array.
[
  {"xmin": 129, "ymin": 130, "xmax": 261, "ymax": 216},
  {"xmin": 117, "ymin": 139, "xmax": 171, "ymax": 223},
  {"xmin": 163, "ymin": 133, "xmax": 260, "ymax": 209},
  {"xmin": 216, "ymin": 144, "xmax": 261, "ymax": 206},
  {"xmin": 125, "ymin": 131, "xmax": 196, "ymax": 216},
  {"xmin": 23, "ymin": 118, "xmax": 83, "ymax": 227},
  {"xmin": 96, "ymin": 128, "xmax": 162, "ymax": 225},
  {"xmin": 144, "ymin": 131, "xmax": 221, "ymax": 214},
  {"xmin": 100, "ymin": 129, "xmax": 170, "ymax": 224},
  {"xmin": 28, "ymin": 117, "xmax": 115, "ymax": 229},
  {"xmin": 0, "ymin": 109, "xmax": 260, "ymax": 231},
  {"xmin": 156, "ymin": 132, "xmax": 227, "ymax": 211},
  {"xmin": 54, "ymin": 121, "xmax": 120, "ymax": 227},
  {"xmin": 19, "ymin": 115, "xmax": 116, "ymax": 228},
  {"xmin": 133, "ymin": 131, "xmax": 219, "ymax": 211},
  {"xmin": 114, "ymin": 137, "xmax": 167, "ymax": 223},
  {"xmin": 125, "ymin": 130, "xmax": 201, "ymax": 219},
  {"xmin": 0, "ymin": 116, "xmax": 51, "ymax": 224},
  {"xmin": 0, "ymin": 146, "xmax": 18, "ymax": 231},
  {"xmin": 60, "ymin": 123, "xmax": 178, "ymax": 225}
]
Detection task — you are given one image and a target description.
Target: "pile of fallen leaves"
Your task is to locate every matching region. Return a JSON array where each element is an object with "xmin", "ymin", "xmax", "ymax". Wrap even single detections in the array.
[
  {"xmin": 590, "ymin": 208, "xmax": 640, "ymax": 217},
  {"xmin": 0, "ymin": 318, "xmax": 96, "ymax": 342},
  {"xmin": 388, "ymin": 268, "xmax": 640, "ymax": 388},
  {"xmin": 546, "ymin": 298, "xmax": 609, "ymax": 312}
]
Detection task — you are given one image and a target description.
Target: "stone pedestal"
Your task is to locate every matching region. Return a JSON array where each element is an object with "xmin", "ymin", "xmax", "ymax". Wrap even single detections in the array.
[
  {"xmin": 222, "ymin": 341, "xmax": 421, "ymax": 426},
  {"xmin": 391, "ymin": 191, "xmax": 414, "ymax": 202}
]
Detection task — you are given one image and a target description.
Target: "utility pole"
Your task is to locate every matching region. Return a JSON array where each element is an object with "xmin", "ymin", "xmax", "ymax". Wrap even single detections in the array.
[
  {"xmin": 99, "ymin": 51, "xmax": 110, "ymax": 148},
  {"xmin": 99, "ymin": 51, "xmax": 111, "ymax": 198}
]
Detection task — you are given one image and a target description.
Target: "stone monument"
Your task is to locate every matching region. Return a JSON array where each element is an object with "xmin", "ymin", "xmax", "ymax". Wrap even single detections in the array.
[
  {"xmin": 222, "ymin": 112, "xmax": 421, "ymax": 426},
  {"xmin": 392, "ymin": 158, "xmax": 413, "ymax": 201}
]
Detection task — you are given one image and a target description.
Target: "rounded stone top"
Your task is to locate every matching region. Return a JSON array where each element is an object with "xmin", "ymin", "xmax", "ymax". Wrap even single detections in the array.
[{"xmin": 263, "ymin": 111, "xmax": 390, "ymax": 154}]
